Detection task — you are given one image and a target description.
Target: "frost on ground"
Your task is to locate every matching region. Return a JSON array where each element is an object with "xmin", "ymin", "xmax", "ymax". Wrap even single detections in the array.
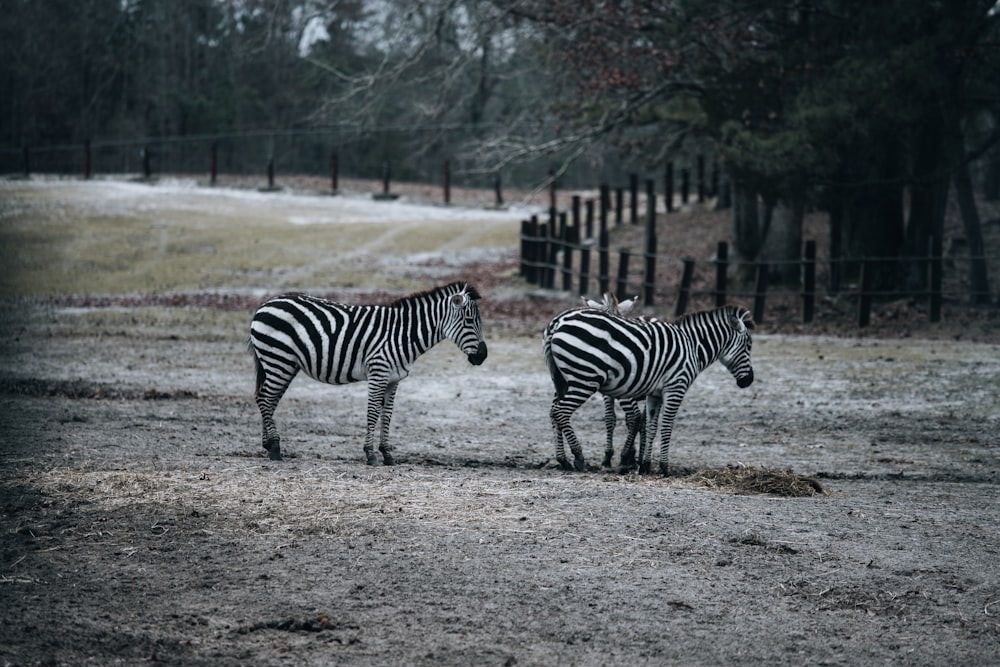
[{"xmin": 1, "ymin": 177, "xmax": 999, "ymax": 666}]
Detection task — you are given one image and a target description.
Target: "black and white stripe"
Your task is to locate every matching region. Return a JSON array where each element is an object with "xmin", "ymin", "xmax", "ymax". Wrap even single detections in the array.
[
  {"xmin": 544, "ymin": 305, "xmax": 754, "ymax": 475},
  {"xmin": 543, "ymin": 293, "xmax": 645, "ymax": 469},
  {"xmin": 249, "ymin": 281, "xmax": 487, "ymax": 465}
]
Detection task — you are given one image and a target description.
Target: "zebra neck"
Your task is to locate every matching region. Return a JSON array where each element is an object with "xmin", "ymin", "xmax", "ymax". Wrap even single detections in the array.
[
  {"xmin": 396, "ymin": 300, "xmax": 444, "ymax": 355},
  {"xmin": 677, "ymin": 316, "xmax": 722, "ymax": 371}
]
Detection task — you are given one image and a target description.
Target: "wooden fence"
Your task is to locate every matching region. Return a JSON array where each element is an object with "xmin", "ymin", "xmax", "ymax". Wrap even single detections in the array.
[{"xmin": 519, "ymin": 183, "xmax": 994, "ymax": 327}]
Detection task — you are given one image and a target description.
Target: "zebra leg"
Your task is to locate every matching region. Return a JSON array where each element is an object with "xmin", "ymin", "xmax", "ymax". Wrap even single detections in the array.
[
  {"xmin": 549, "ymin": 392, "xmax": 567, "ymax": 468},
  {"xmin": 254, "ymin": 363, "xmax": 297, "ymax": 462},
  {"xmin": 639, "ymin": 394, "xmax": 662, "ymax": 475},
  {"xmin": 550, "ymin": 388, "xmax": 592, "ymax": 472},
  {"xmin": 377, "ymin": 381, "xmax": 400, "ymax": 466},
  {"xmin": 602, "ymin": 395, "xmax": 617, "ymax": 468},
  {"xmin": 656, "ymin": 390, "xmax": 686, "ymax": 476},
  {"xmin": 364, "ymin": 378, "xmax": 389, "ymax": 466},
  {"xmin": 618, "ymin": 399, "xmax": 643, "ymax": 472}
]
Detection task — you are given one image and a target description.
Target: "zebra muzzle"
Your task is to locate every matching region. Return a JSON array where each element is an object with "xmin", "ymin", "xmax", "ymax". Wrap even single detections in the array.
[
  {"xmin": 467, "ymin": 341, "xmax": 488, "ymax": 366},
  {"xmin": 737, "ymin": 371, "xmax": 754, "ymax": 388}
]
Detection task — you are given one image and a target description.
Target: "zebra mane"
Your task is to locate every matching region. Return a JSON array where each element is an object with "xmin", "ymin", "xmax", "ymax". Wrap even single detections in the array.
[
  {"xmin": 389, "ymin": 281, "xmax": 481, "ymax": 307},
  {"xmin": 677, "ymin": 305, "xmax": 755, "ymax": 330}
]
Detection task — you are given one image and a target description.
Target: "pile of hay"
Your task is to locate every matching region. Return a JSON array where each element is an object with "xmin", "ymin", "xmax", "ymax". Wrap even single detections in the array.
[{"xmin": 685, "ymin": 465, "xmax": 827, "ymax": 497}]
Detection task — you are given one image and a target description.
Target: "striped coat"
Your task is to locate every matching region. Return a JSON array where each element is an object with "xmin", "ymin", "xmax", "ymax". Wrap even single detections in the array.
[
  {"xmin": 544, "ymin": 305, "xmax": 754, "ymax": 474},
  {"xmin": 249, "ymin": 282, "xmax": 487, "ymax": 465}
]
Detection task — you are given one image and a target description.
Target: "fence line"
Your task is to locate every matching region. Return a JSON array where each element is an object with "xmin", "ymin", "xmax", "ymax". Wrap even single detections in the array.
[{"xmin": 519, "ymin": 209, "xmax": 998, "ymax": 327}]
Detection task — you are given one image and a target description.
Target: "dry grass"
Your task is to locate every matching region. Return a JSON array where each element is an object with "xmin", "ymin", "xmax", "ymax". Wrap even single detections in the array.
[{"xmin": 684, "ymin": 464, "xmax": 828, "ymax": 497}]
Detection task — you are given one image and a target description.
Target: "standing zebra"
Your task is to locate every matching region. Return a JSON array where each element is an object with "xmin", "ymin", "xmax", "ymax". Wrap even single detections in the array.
[
  {"xmin": 248, "ymin": 281, "xmax": 487, "ymax": 465},
  {"xmin": 544, "ymin": 305, "xmax": 754, "ymax": 475},
  {"xmin": 543, "ymin": 293, "xmax": 645, "ymax": 469}
]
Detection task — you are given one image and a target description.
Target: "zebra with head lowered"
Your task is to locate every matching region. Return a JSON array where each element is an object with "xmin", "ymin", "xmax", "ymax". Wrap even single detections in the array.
[
  {"xmin": 543, "ymin": 292, "xmax": 646, "ymax": 470},
  {"xmin": 544, "ymin": 305, "xmax": 754, "ymax": 475},
  {"xmin": 249, "ymin": 281, "xmax": 487, "ymax": 465}
]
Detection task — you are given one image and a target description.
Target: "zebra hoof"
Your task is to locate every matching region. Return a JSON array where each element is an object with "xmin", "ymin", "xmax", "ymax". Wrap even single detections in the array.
[
  {"xmin": 638, "ymin": 461, "xmax": 652, "ymax": 475},
  {"xmin": 573, "ymin": 458, "xmax": 587, "ymax": 472},
  {"xmin": 659, "ymin": 464, "xmax": 671, "ymax": 477},
  {"xmin": 265, "ymin": 441, "xmax": 282, "ymax": 461},
  {"xmin": 382, "ymin": 453, "xmax": 396, "ymax": 466},
  {"xmin": 556, "ymin": 457, "xmax": 574, "ymax": 471},
  {"xmin": 366, "ymin": 454, "xmax": 381, "ymax": 466},
  {"xmin": 601, "ymin": 455, "xmax": 613, "ymax": 468}
]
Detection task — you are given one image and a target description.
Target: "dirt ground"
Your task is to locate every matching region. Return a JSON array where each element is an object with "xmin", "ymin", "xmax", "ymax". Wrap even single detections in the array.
[{"xmin": 1, "ymin": 178, "xmax": 999, "ymax": 666}]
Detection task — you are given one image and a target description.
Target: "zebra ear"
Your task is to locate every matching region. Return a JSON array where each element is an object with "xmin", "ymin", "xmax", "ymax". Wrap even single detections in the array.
[
  {"xmin": 618, "ymin": 297, "xmax": 638, "ymax": 316},
  {"xmin": 732, "ymin": 309, "xmax": 755, "ymax": 332}
]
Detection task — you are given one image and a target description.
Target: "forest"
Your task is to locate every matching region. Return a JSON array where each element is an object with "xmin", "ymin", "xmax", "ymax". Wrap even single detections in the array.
[{"xmin": 1, "ymin": 0, "xmax": 999, "ymax": 297}]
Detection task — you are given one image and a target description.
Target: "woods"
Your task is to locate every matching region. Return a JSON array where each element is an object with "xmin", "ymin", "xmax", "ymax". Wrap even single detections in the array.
[{"xmin": 1, "ymin": 0, "xmax": 998, "ymax": 301}]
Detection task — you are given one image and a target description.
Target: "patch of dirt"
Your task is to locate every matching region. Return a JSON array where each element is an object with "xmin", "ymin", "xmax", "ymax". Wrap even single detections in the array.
[{"xmin": 1, "ymin": 180, "xmax": 998, "ymax": 666}]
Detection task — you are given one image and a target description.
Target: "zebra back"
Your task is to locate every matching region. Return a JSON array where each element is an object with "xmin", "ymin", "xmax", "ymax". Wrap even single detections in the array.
[
  {"xmin": 546, "ymin": 304, "xmax": 753, "ymax": 400},
  {"xmin": 250, "ymin": 281, "xmax": 486, "ymax": 386}
]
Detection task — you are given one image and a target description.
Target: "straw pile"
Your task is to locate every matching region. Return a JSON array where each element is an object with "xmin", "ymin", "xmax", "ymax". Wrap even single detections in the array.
[{"xmin": 684, "ymin": 464, "xmax": 828, "ymax": 497}]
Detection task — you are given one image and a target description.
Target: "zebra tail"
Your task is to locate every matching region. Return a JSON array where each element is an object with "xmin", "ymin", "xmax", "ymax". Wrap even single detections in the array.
[
  {"xmin": 543, "ymin": 337, "xmax": 569, "ymax": 398},
  {"xmin": 248, "ymin": 337, "xmax": 264, "ymax": 396}
]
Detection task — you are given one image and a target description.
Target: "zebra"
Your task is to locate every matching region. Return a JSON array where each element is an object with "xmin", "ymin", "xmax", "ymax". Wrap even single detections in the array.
[
  {"xmin": 544, "ymin": 305, "xmax": 754, "ymax": 475},
  {"xmin": 248, "ymin": 281, "xmax": 487, "ymax": 465},
  {"xmin": 543, "ymin": 292, "xmax": 646, "ymax": 470}
]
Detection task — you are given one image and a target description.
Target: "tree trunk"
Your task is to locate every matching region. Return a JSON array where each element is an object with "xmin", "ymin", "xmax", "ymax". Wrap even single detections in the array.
[
  {"xmin": 760, "ymin": 188, "xmax": 805, "ymax": 285},
  {"xmin": 731, "ymin": 181, "xmax": 772, "ymax": 284},
  {"xmin": 954, "ymin": 154, "xmax": 992, "ymax": 304}
]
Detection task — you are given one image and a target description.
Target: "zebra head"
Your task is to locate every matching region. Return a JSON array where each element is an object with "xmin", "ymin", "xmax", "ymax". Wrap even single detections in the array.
[
  {"xmin": 719, "ymin": 307, "xmax": 755, "ymax": 388},
  {"xmin": 443, "ymin": 284, "xmax": 488, "ymax": 366}
]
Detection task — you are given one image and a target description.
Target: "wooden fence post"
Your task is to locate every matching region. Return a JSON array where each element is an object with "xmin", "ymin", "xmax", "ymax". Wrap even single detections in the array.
[
  {"xmin": 929, "ymin": 235, "xmax": 942, "ymax": 323},
  {"xmin": 83, "ymin": 140, "xmax": 91, "ymax": 179},
  {"xmin": 520, "ymin": 219, "xmax": 534, "ymax": 281},
  {"xmin": 142, "ymin": 145, "xmax": 151, "ymax": 179},
  {"xmin": 598, "ymin": 196, "xmax": 610, "ymax": 294},
  {"xmin": 697, "ymin": 155, "xmax": 706, "ymax": 203},
  {"xmin": 571, "ymin": 195, "xmax": 581, "ymax": 232},
  {"xmin": 629, "ymin": 173, "xmax": 639, "ymax": 225},
  {"xmin": 676, "ymin": 258, "xmax": 695, "ymax": 317},
  {"xmin": 616, "ymin": 249, "xmax": 631, "ymax": 301},
  {"xmin": 540, "ymin": 221, "xmax": 552, "ymax": 289},
  {"xmin": 443, "ymin": 161, "xmax": 451, "ymax": 205},
  {"xmin": 579, "ymin": 240, "xmax": 591, "ymax": 296},
  {"xmin": 858, "ymin": 260, "xmax": 874, "ymax": 327},
  {"xmin": 754, "ymin": 263, "xmax": 769, "ymax": 324},
  {"xmin": 681, "ymin": 167, "xmax": 690, "ymax": 205},
  {"xmin": 528, "ymin": 215, "xmax": 540, "ymax": 283},
  {"xmin": 643, "ymin": 179, "xmax": 657, "ymax": 306},
  {"xmin": 615, "ymin": 187, "xmax": 624, "ymax": 225},
  {"xmin": 561, "ymin": 212, "xmax": 574, "ymax": 292},
  {"xmin": 665, "ymin": 163, "xmax": 674, "ymax": 213},
  {"xmin": 494, "ymin": 173, "xmax": 503, "ymax": 207},
  {"xmin": 210, "ymin": 142, "xmax": 218, "ymax": 186},
  {"xmin": 382, "ymin": 161, "xmax": 391, "ymax": 195},
  {"xmin": 267, "ymin": 154, "xmax": 275, "ymax": 189},
  {"xmin": 802, "ymin": 240, "xmax": 816, "ymax": 323},
  {"xmin": 715, "ymin": 241, "xmax": 728, "ymax": 307},
  {"xmin": 585, "ymin": 199, "xmax": 594, "ymax": 239},
  {"xmin": 329, "ymin": 150, "xmax": 338, "ymax": 193}
]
